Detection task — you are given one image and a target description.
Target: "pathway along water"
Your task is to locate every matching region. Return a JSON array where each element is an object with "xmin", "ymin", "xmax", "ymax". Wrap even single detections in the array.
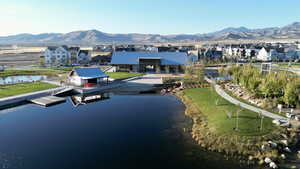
[{"xmin": 0, "ymin": 92, "xmax": 260, "ymax": 169}]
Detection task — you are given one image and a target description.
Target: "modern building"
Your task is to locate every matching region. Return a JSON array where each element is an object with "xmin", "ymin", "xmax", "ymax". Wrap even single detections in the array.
[
  {"xmin": 68, "ymin": 67, "xmax": 109, "ymax": 87},
  {"xmin": 110, "ymin": 52, "xmax": 189, "ymax": 73}
]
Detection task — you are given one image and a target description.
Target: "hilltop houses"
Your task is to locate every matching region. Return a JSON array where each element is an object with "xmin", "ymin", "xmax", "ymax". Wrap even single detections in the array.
[{"xmin": 44, "ymin": 46, "xmax": 91, "ymax": 66}]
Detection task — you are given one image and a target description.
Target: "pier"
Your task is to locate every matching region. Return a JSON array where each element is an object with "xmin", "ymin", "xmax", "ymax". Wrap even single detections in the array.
[{"xmin": 30, "ymin": 96, "xmax": 66, "ymax": 106}]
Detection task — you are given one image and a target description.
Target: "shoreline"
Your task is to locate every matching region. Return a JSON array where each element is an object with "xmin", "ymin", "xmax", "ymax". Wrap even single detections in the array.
[{"xmin": 174, "ymin": 89, "xmax": 298, "ymax": 168}]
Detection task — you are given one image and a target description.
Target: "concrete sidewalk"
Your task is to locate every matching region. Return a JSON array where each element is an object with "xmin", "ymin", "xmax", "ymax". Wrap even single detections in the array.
[{"xmin": 205, "ymin": 77, "xmax": 286, "ymax": 120}]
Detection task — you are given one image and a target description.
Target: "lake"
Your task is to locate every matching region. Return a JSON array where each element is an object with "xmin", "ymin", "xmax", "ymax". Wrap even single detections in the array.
[
  {"xmin": 0, "ymin": 93, "xmax": 258, "ymax": 169},
  {"xmin": 0, "ymin": 75, "xmax": 47, "ymax": 85}
]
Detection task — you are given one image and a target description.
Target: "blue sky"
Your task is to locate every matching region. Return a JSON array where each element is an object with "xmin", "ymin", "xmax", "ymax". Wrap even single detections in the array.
[{"xmin": 0, "ymin": 0, "xmax": 300, "ymax": 36}]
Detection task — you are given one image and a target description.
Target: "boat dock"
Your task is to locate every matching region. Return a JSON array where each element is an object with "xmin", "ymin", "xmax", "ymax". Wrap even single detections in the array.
[{"xmin": 29, "ymin": 96, "xmax": 66, "ymax": 106}]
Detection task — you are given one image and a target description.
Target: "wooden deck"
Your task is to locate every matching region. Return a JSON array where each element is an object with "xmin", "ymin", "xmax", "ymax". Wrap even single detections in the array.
[{"xmin": 29, "ymin": 96, "xmax": 66, "ymax": 106}]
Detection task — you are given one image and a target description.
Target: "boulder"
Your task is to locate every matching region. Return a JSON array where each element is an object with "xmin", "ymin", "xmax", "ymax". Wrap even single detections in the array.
[
  {"xmin": 284, "ymin": 147, "xmax": 291, "ymax": 153},
  {"xmin": 264, "ymin": 157, "xmax": 272, "ymax": 164},
  {"xmin": 269, "ymin": 162, "xmax": 278, "ymax": 169}
]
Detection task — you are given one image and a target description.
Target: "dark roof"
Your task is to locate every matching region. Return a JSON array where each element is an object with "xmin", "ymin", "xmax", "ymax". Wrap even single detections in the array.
[
  {"xmin": 111, "ymin": 52, "xmax": 188, "ymax": 65},
  {"xmin": 47, "ymin": 46, "xmax": 58, "ymax": 51},
  {"xmin": 79, "ymin": 50, "xmax": 89, "ymax": 55},
  {"xmin": 47, "ymin": 46, "xmax": 69, "ymax": 51},
  {"xmin": 69, "ymin": 47, "xmax": 80, "ymax": 51}
]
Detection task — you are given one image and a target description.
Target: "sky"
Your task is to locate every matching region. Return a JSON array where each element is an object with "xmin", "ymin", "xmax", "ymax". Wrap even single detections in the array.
[{"xmin": 1, "ymin": 0, "xmax": 300, "ymax": 36}]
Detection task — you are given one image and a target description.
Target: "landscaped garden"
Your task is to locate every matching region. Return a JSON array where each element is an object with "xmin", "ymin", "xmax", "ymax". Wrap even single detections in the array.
[
  {"xmin": 183, "ymin": 87, "xmax": 276, "ymax": 136},
  {"xmin": 226, "ymin": 64, "xmax": 300, "ymax": 108}
]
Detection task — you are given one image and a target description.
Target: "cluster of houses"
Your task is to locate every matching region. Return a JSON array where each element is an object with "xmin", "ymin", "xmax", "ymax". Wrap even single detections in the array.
[
  {"xmin": 44, "ymin": 42, "xmax": 300, "ymax": 69},
  {"xmin": 44, "ymin": 46, "xmax": 91, "ymax": 66},
  {"xmin": 201, "ymin": 43, "xmax": 300, "ymax": 61},
  {"xmin": 93, "ymin": 44, "xmax": 196, "ymax": 53}
]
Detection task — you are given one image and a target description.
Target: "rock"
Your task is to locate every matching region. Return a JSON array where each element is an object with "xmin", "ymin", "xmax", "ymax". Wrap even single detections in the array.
[
  {"xmin": 261, "ymin": 144, "xmax": 267, "ymax": 150},
  {"xmin": 264, "ymin": 157, "xmax": 272, "ymax": 164},
  {"xmin": 281, "ymin": 140, "xmax": 288, "ymax": 146},
  {"xmin": 284, "ymin": 147, "xmax": 291, "ymax": 153},
  {"xmin": 269, "ymin": 162, "xmax": 278, "ymax": 169},
  {"xmin": 268, "ymin": 141, "xmax": 277, "ymax": 148}
]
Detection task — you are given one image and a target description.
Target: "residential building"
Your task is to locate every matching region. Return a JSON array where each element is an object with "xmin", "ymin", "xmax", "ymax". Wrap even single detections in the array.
[
  {"xmin": 44, "ymin": 46, "xmax": 91, "ymax": 66},
  {"xmin": 77, "ymin": 50, "xmax": 91, "ymax": 65},
  {"xmin": 69, "ymin": 47, "xmax": 80, "ymax": 64},
  {"xmin": 45, "ymin": 46, "xmax": 70, "ymax": 66},
  {"xmin": 257, "ymin": 48, "xmax": 271, "ymax": 61}
]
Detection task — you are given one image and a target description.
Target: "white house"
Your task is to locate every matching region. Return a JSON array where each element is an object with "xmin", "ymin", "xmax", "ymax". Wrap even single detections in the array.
[
  {"xmin": 257, "ymin": 48, "xmax": 271, "ymax": 61},
  {"xmin": 45, "ymin": 46, "xmax": 70, "ymax": 66},
  {"xmin": 68, "ymin": 67, "xmax": 109, "ymax": 87}
]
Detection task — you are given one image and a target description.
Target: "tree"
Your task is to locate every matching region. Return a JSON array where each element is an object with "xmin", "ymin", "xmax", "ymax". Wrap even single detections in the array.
[
  {"xmin": 284, "ymin": 79, "xmax": 300, "ymax": 107},
  {"xmin": 39, "ymin": 58, "xmax": 45, "ymax": 67}
]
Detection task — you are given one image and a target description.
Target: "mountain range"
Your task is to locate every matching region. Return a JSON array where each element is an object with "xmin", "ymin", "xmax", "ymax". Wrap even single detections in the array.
[{"xmin": 1, "ymin": 22, "xmax": 300, "ymax": 44}]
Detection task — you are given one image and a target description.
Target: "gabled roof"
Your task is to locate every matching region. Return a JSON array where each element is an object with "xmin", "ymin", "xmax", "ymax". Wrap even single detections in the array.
[
  {"xmin": 69, "ymin": 47, "xmax": 80, "ymax": 51},
  {"xmin": 110, "ymin": 52, "xmax": 188, "ymax": 65},
  {"xmin": 47, "ymin": 46, "xmax": 58, "ymax": 51},
  {"xmin": 71, "ymin": 67, "xmax": 108, "ymax": 79},
  {"xmin": 79, "ymin": 50, "xmax": 89, "ymax": 55},
  {"xmin": 47, "ymin": 46, "xmax": 69, "ymax": 51}
]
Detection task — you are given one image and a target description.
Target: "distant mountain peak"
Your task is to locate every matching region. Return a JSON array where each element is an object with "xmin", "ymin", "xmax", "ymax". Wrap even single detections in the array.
[{"xmin": 0, "ymin": 22, "xmax": 300, "ymax": 44}]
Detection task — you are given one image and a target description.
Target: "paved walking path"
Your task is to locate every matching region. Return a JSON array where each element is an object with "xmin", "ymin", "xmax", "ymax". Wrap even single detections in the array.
[
  {"xmin": 205, "ymin": 77, "xmax": 286, "ymax": 120},
  {"xmin": 125, "ymin": 74, "xmax": 163, "ymax": 85}
]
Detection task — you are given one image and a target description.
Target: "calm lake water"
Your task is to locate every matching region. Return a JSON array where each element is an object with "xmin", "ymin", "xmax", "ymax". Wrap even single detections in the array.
[
  {"xmin": 0, "ymin": 93, "xmax": 258, "ymax": 169},
  {"xmin": 0, "ymin": 75, "xmax": 47, "ymax": 85}
]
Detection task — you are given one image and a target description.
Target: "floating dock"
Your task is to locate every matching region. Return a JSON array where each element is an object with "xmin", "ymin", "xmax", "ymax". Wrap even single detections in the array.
[{"xmin": 29, "ymin": 96, "xmax": 66, "ymax": 106}]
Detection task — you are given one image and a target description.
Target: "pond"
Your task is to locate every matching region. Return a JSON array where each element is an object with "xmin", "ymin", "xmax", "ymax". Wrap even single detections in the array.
[
  {"xmin": 0, "ymin": 93, "xmax": 259, "ymax": 169},
  {"xmin": 0, "ymin": 75, "xmax": 47, "ymax": 85}
]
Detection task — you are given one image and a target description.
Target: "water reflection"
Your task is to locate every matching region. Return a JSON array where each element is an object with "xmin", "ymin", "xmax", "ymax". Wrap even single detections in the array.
[
  {"xmin": 70, "ymin": 92, "xmax": 111, "ymax": 107},
  {"xmin": 0, "ymin": 75, "xmax": 47, "ymax": 85}
]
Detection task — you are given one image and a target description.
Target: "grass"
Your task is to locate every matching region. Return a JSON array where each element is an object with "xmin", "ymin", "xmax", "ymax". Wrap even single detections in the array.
[
  {"xmin": 183, "ymin": 87, "xmax": 276, "ymax": 136},
  {"xmin": 107, "ymin": 72, "xmax": 145, "ymax": 80},
  {"xmin": 222, "ymin": 86, "xmax": 280, "ymax": 115},
  {"xmin": 0, "ymin": 82, "xmax": 58, "ymax": 98},
  {"xmin": 278, "ymin": 63, "xmax": 300, "ymax": 68},
  {"xmin": 0, "ymin": 68, "xmax": 69, "ymax": 77}
]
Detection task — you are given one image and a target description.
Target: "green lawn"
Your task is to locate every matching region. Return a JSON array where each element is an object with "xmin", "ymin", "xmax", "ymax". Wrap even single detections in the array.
[
  {"xmin": 183, "ymin": 88, "xmax": 276, "ymax": 136},
  {"xmin": 107, "ymin": 72, "xmax": 145, "ymax": 80},
  {"xmin": 278, "ymin": 63, "xmax": 300, "ymax": 68},
  {"xmin": 0, "ymin": 82, "xmax": 58, "ymax": 98},
  {"xmin": 0, "ymin": 68, "xmax": 68, "ymax": 77}
]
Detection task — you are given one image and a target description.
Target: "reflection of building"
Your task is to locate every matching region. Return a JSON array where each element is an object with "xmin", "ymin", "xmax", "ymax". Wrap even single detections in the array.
[
  {"xmin": 68, "ymin": 67, "xmax": 109, "ymax": 87},
  {"xmin": 110, "ymin": 52, "xmax": 188, "ymax": 73},
  {"xmin": 70, "ymin": 92, "xmax": 110, "ymax": 107}
]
